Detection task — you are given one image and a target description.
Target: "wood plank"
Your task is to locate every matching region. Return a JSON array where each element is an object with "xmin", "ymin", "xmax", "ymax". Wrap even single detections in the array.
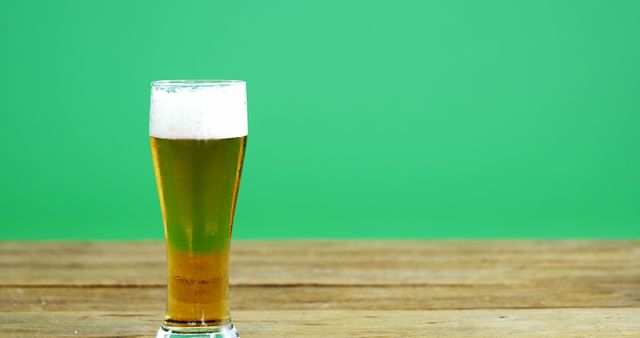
[
  {"xmin": 0, "ymin": 309, "xmax": 638, "ymax": 337},
  {"xmin": 1, "ymin": 283, "xmax": 639, "ymax": 312},
  {"xmin": 1, "ymin": 241, "xmax": 638, "ymax": 337},
  {"xmin": 1, "ymin": 241, "xmax": 639, "ymax": 286}
]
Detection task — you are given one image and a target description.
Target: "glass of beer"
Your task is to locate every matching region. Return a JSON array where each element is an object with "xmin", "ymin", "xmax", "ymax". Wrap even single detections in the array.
[{"xmin": 149, "ymin": 80, "xmax": 247, "ymax": 338}]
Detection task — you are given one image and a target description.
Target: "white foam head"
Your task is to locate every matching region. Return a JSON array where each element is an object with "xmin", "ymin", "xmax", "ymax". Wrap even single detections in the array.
[{"xmin": 150, "ymin": 80, "xmax": 247, "ymax": 139}]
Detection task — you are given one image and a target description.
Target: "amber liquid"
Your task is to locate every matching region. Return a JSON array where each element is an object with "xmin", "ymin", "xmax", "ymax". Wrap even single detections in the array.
[{"xmin": 150, "ymin": 136, "xmax": 246, "ymax": 327}]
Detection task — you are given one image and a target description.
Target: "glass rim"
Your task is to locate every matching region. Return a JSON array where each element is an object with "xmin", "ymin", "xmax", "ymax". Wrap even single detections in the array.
[{"xmin": 151, "ymin": 80, "xmax": 245, "ymax": 88}]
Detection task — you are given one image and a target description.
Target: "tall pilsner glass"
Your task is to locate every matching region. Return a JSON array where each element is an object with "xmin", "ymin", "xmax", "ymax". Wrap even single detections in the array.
[{"xmin": 149, "ymin": 80, "xmax": 247, "ymax": 338}]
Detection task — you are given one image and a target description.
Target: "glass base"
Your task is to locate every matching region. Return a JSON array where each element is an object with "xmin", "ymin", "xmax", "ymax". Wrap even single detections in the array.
[{"xmin": 156, "ymin": 321, "xmax": 239, "ymax": 338}]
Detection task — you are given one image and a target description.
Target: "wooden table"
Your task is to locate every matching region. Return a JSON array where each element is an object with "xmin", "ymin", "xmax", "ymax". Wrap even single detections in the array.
[{"xmin": 1, "ymin": 241, "xmax": 639, "ymax": 337}]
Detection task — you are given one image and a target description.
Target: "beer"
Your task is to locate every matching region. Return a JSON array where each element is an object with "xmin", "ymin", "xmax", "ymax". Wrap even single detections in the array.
[
  {"xmin": 150, "ymin": 80, "xmax": 247, "ymax": 337},
  {"xmin": 151, "ymin": 136, "xmax": 246, "ymax": 326}
]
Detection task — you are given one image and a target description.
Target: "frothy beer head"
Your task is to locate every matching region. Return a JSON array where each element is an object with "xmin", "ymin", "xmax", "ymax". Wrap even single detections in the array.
[{"xmin": 150, "ymin": 80, "xmax": 247, "ymax": 139}]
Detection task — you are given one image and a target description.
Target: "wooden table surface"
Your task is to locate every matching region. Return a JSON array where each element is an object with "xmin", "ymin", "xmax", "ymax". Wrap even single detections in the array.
[{"xmin": 1, "ymin": 241, "xmax": 639, "ymax": 337}]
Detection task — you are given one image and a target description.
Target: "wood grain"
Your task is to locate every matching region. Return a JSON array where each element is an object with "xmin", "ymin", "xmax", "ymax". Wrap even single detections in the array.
[
  {"xmin": 0, "ymin": 309, "xmax": 638, "ymax": 338},
  {"xmin": 0, "ymin": 241, "xmax": 638, "ymax": 337},
  {"xmin": 2, "ymin": 241, "xmax": 638, "ymax": 286},
  {"xmin": 1, "ymin": 284, "xmax": 639, "ymax": 312}
]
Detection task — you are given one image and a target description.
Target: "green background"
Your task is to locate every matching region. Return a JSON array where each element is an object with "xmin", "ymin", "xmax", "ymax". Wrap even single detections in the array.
[{"xmin": 1, "ymin": 0, "xmax": 639, "ymax": 239}]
